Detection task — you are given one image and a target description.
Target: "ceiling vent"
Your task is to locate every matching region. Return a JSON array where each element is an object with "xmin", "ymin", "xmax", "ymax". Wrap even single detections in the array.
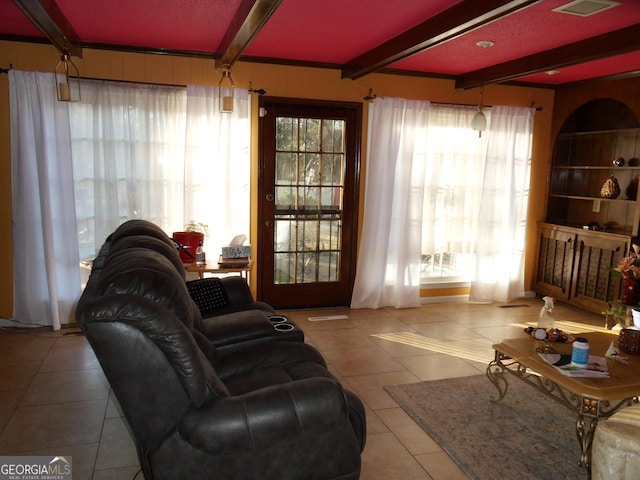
[{"xmin": 553, "ymin": 0, "xmax": 621, "ymax": 17}]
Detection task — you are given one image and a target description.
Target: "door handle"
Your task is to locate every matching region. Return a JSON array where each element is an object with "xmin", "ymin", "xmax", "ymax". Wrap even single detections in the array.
[{"xmin": 266, "ymin": 193, "xmax": 274, "ymax": 202}]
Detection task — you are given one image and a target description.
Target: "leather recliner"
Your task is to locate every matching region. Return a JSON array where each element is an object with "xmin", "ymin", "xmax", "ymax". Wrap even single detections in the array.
[
  {"xmin": 96, "ymin": 219, "xmax": 304, "ymax": 352},
  {"xmin": 76, "ymin": 246, "xmax": 366, "ymax": 480}
]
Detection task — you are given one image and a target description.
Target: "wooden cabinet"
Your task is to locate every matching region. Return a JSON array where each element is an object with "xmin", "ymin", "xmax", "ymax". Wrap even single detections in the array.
[
  {"xmin": 548, "ymin": 128, "xmax": 640, "ymax": 235},
  {"xmin": 536, "ymin": 223, "xmax": 628, "ymax": 313},
  {"xmin": 537, "ymin": 98, "xmax": 640, "ymax": 313}
]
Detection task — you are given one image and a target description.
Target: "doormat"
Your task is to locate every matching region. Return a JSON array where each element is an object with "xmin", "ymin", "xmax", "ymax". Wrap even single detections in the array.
[{"xmin": 307, "ymin": 315, "xmax": 350, "ymax": 321}]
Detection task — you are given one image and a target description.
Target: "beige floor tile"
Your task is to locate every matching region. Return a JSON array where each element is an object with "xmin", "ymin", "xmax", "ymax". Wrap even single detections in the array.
[
  {"xmin": 0, "ymin": 388, "xmax": 23, "ymax": 433},
  {"xmin": 0, "ymin": 330, "xmax": 56, "ymax": 364},
  {"xmin": 0, "ymin": 400, "xmax": 107, "ymax": 452},
  {"xmin": 322, "ymin": 347, "xmax": 407, "ymax": 376},
  {"xmin": 39, "ymin": 342, "xmax": 101, "ymax": 372},
  {"xmin": 410, "ymin": 321, "xmax": 483, "ymax": 341},
  {"xmin": 0, "ymin": 359, "xmax": 41, "ymax": 392},
  {"xmin": 92, "ymin": 466, "xmax": 143, "ymax": 480},
  {"xmin": 376, "ymin": 407, "xmax": 441, "ymax": 456},
  {"xmin": 415, "ymin": 451, "xmax": 470, "ymax": 480},
  {"xmin": 345, "ymin": 371, "xmax": 422, "ymax": 410},
  {"xmin": 370, "ymin": 333, "xmax": 442, "ymax": 358},
  {"xmin": 94, "ymin": 416, "xmax": 139, "ymax": 470},
  {"xmin": 305, "ymin": 328, "xmax": 378, "ymax": 352},
  {"xmin": 397, "ymin": 354, "xmax": 484, "ymax": 381},
  {"xmin": 20, "ymin": 368, "xmax": 110, "ymax": 406},
  {"xmin": 361, "ymin": 406, "xmax": 389, "ymax": 435},
  {"xmin": 361, "ymin": 432, "xmax": 433, "ymax": 480}
]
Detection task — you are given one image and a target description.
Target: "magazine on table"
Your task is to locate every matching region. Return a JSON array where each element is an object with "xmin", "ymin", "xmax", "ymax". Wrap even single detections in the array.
[{"xmin": 538, "ymin": 353, "xmax": 609, "ymax": 378}]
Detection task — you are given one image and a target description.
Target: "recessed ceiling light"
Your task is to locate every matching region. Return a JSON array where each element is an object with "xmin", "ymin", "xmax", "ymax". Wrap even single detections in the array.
[
  {"xmin": 546, "ymin": 70, "xmax": 561, "ymax": 75},
  {"xmin": 553, "ymin": 0, "xmax": 621, "ymax": 17},
  {"xmin": 476, "ymin": 41, "xmax": 494, "ymax": 48}
]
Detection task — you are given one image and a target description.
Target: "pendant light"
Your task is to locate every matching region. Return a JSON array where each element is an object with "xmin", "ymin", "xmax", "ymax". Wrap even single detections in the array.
[
  {"xmin": 219, "ymin": 64, "xmax": 234, "ymax": 113},
  {"xmin": 471, "ymin": 86, "xmax": 486, "ymax": 137},
  {"xmin": 53, "ymin": 53, "xmax": 81, "ymax": 102}
]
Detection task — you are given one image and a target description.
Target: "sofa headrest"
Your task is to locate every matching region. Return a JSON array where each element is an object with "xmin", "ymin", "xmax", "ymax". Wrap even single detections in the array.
[
  {"xmin": 79, "ymin": 293, "xmax": 229, "ymax": 407},
  {"xmin": 107, "ymin": 234, "xmax": 185, "ymax": 278},
  {"xmin": 98, "ymin": 249, "xmax": 199, "ymax": 333},
  {"xmin": 111, "ymin": 219, "xmax": 174, "ymax": 248}
]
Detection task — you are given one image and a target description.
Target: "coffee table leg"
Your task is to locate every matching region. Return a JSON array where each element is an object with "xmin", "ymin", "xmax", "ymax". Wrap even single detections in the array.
[
  {"xmin": 486, "ymin": 351, "xmax": 508, "ymax": 403},
  {"xmin": 576, "ymin": 402, "xmax": 599, "ymax": 468}
]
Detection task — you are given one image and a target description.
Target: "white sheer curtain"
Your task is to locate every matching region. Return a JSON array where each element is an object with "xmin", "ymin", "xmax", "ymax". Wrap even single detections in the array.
[
  {"xmin": 352, "ymin": 100, "xmax": 533, "ymax": 309},
  {"xmin": 72, "ymin": 80, "xmax": 188, "ymax": 259},
  {"xmin": 422, "ymin": 105, "xmax": 487, "ymax": 258},
  {"xmin": 9, "ymin": 70, "xmax": 81, "ymax": 330},
  {"xmin": 351, "ymin": 97, "xmax": 430, "ymax": 309},
  {"xmin": 469, "ymin": 105, "xmax": 534, "ymax": 302},
  {"xmin": 184, "ymin": 86, "xmax": 251, "ymax": 253},
  {"xmin": 9, "ymin": 72, "xmax": 251, "ymax": 329}
]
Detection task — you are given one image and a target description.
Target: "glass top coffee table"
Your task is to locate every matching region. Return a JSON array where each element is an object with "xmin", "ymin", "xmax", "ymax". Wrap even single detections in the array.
[{"xmin": 488, "ymin": 331, "xmax": 640, "ymax": 468}]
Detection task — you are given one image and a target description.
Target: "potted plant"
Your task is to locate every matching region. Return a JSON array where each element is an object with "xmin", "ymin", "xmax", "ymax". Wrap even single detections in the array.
[
  {"xmin": 610, "ymin": 244, "xmax": 640, "ymax": 305},
  {"xmin": 173, "ymin": 221, "xmax": 208, "ymax": 263},
  {"xmin": 601, "ymin": 300, "xmax": 630, "ymax": 330}
]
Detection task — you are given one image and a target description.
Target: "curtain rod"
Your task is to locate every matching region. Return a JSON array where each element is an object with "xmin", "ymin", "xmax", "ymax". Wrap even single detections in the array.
[{"xmin": 431, "ymin": 100, "xmax": 542, "ymax": 112}]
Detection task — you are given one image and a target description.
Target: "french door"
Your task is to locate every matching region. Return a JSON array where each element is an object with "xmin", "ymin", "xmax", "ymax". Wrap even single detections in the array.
[{"xmin": 257, "ymin": 97, "xmax": 361, "ymax": 308}]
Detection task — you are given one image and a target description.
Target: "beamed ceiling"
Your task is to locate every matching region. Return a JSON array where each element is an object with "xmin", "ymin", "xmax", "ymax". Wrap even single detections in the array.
[{"xmin": 1, "ymin": 0, "xmax": 639, "ymax": 88}]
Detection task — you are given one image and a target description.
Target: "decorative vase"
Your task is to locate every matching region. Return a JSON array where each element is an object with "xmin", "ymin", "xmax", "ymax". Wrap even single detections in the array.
[
  {"xmin": 621, "ymin": 278, "xmax": 640, "ymax": 306},
  {"xmin": 600, "ymin": 175, "xmax": 621, "ymax": 199}
]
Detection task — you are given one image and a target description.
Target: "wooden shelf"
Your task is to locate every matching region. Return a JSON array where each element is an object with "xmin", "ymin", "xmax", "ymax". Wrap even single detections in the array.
[
  {"xmin": 549, "ymin": 194, "xmax": 636, "ymax": 204},
  {"xmin": 552, "ymin": 166, "xmax": 640, "ymax": 170}
]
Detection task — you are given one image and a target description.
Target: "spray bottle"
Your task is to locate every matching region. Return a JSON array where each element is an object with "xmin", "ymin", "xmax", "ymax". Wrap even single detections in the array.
[{"xmin": 537, "ymin": 296, "xmax": 556, "ymax": 330}]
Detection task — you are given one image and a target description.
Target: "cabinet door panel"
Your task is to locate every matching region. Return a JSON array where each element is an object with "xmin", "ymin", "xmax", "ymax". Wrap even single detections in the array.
[
  {"xmin": 535, "ymin": 227, "xmax": 575, "ymax": 302},
  {"xmin": 571, "ymin": 235, "xmax": 627, "ymax": 313}
]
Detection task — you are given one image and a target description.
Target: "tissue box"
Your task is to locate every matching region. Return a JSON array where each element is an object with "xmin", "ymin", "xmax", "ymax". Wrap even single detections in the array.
[{"xmin": 221, "ymin": 245, "xmax": 252, "ymax": 259}]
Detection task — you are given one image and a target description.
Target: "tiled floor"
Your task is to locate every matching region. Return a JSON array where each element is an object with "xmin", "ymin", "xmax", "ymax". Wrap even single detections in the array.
[{"xmin": 0, "ymin": 297, "xmax": 604, "ymax": 479}]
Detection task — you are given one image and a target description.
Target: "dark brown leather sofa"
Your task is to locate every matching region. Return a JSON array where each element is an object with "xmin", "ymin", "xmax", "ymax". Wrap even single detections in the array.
[{"xmin": 75, "ymin": 221, "xmax": 366, "ymax": 479}]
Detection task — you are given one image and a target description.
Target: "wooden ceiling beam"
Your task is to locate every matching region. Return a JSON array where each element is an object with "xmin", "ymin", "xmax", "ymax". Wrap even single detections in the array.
[
  {"xmin": 215, "ymin": 0, "xmax": 283, "ymax": 68},
  {"xmin": 341, "ymin": 0, "xmax": 539, "ymax": 80},
  {"xmin": 455, "ymin": 24, "xmax": 640, "ymax": 89},
  {"xmin": 12, "ymin": 0, "xmax": 82, "ymax": 57}
]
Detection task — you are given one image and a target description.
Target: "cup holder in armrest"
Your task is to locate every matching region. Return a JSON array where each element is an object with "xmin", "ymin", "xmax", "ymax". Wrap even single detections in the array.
[
  {"xmin": 274, "ymin": 322, "xmax": 295, "ymax": 332},
  {"xmin": 269, "ymin": 315, "xmax": 288, "ymax": 323}
]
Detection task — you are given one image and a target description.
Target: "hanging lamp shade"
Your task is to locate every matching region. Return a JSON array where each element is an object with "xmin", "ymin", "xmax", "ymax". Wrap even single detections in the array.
[
  {"xmin": 219, "ymin": 64, "xmax": 234, "ymax": 113},
  {"xmin": 53, "ymin": 53, "xmax": 81, "ymax": 102},
  {"xmin": 471, "ymin": 86, "xmax": 486, "ymax": 137},
  {"xmin": 471, "ymin": 109, "xmax": 486, "ymax": 131}
]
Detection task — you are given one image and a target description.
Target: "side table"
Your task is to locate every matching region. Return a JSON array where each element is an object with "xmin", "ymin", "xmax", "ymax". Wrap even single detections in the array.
[{"xmin": 186, "ymin": 259, "xmax": 254, "ymax": 280}]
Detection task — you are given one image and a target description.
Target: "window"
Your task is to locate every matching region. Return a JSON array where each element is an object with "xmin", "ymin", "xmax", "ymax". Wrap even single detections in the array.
[
  {"xmin": 68, "ymin": 80, "xmax": 250, "ymax": 262},
  {"xmin": 421, "ymin": 105, "xmax": 490, "ymax": 284}
]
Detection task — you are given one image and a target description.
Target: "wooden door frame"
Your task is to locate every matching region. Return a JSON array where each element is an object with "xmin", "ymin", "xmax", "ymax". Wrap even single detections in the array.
[{"xmin": 256, "ymin": 96, "xmax": 362, "ymax": 307}]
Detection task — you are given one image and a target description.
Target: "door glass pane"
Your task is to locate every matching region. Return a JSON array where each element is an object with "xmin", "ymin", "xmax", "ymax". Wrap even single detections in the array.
[{"xmin": 274, "ymin": 116, "xmax": 345, "ymax": 284}]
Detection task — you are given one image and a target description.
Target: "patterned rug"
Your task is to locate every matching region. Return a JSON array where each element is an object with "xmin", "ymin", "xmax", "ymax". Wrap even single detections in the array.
[{"xmin": 385, "ymin": 375, "xmax": 589, "ymax": 480}]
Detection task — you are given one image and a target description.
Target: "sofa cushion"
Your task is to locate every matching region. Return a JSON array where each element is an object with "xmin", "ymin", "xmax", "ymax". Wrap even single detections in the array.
[
  {"xmin": 186, "ymin": 278, "xmax": 230, "ymax": 315},
  {"xmin": 98, "ymin": 249, "xmax": 198, "ymax": 330},
  {"xmin": 111, "ymin": 219, "xmax": 175, "ymax": 247},
  {"xmin": 108, "ymin": 234, "xmax": 185, "ymax": 278},
  {"xmin": 80, "ymin": 294, "xmax": 229, "ymax": 406}
]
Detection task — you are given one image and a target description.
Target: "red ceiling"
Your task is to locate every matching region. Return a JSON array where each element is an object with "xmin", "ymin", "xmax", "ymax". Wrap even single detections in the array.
[{"xmin": 1, "ymin": 0, "xmax": 640, "ymax": 87}]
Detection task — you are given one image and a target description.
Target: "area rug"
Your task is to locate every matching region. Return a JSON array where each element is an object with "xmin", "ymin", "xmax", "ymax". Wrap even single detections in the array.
[{"xmin": 385, "ymin": 375, "xmax": 588, "ymax": 480}]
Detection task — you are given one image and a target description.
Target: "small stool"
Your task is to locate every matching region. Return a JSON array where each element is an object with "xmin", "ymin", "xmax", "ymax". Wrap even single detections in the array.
[{"xmin": 592, "ymin": 405, "xmax": 640, "ymax": 479}]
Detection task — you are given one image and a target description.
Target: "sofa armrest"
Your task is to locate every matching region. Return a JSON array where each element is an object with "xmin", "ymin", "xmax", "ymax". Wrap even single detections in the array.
[
  {"xmin": 179, "ymin": 377, "xmax": 349, "ymax": 453},
  {"xmin": 214, "ymin": 341, "xmax": 327, "ymax": 379},
  {"xmin": 219, "ymin": 276, "xmax": 255, "ymax": 306}
]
